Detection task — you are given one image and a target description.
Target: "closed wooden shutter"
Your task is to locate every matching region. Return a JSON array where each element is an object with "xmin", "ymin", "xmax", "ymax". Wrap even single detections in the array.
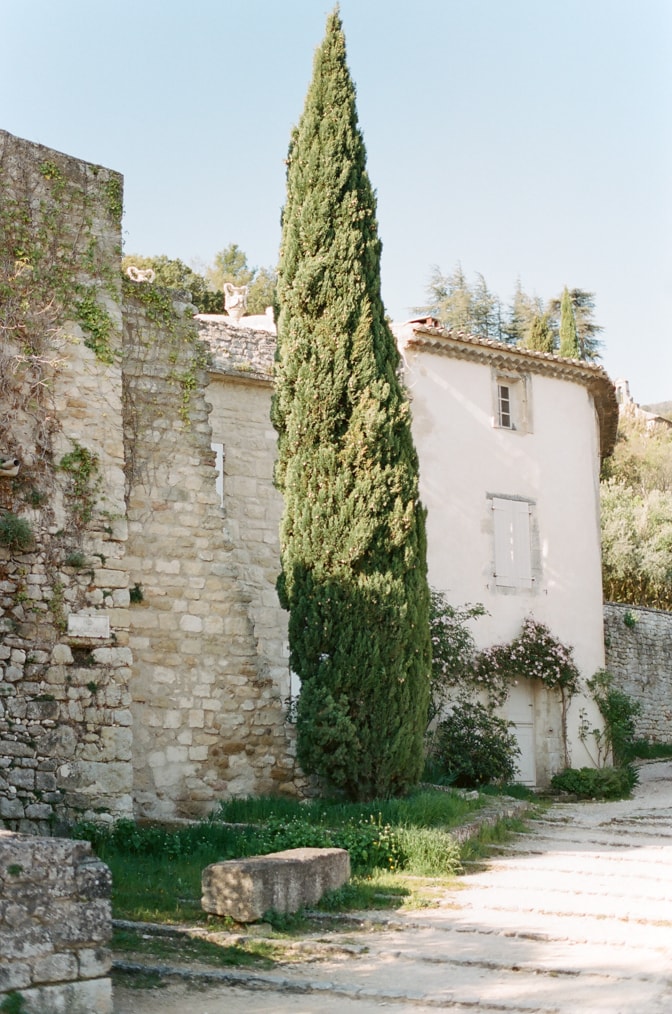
[{"xmin": 492, "ymin": 497, "xmax": 532, "ymax": 588}]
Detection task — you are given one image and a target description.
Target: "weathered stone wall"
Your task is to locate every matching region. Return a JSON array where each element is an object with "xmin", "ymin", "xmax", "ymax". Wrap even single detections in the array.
[
  {"xmin": 0, "ymin": 130, "xmax": 133, "ymax": 832},
  {"xmin": 604, "ymin": 603, "xmax": 672, "ymax": 742},
  {"xmin": 198, "ymin": 317, "xmax": 291, "ymax": 705},
  {"xmin": 0, "ymin": 830, "xmax": 112, "ymax": 1012},
  {"xmin": 123, "ymin": 293, "xmax": 299, "ymax": 819}
]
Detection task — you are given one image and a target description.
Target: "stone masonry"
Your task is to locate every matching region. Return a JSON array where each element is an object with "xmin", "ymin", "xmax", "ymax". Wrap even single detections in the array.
[
  {"xmin": 0, "ymin": 131, "xmax": 302, "ymax": 832},
  {"xmin": 0, "ymin": 130, "xmax": 133, "ymax": 832},
  {"xmin": 0, "ymin": 830, "xmax": 112, "ymax": 1012},
  {"xmin": 123, "ymin": 294, "xmax": 299, "ymax": 820},
  {"xmin": 604, "ymin": 602, "xmax": 672, "ymax": 742}
]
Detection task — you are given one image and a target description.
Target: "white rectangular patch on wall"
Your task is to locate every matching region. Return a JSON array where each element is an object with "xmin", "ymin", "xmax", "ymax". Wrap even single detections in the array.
[
  {"xmin": 492, "ymin": 496, "xmax": 533, "ymax": 589},
  {"xmin": 67, "ymin": 614, "xmax": 110, "ymax": 638},
  {"xmin": 212, "ymin": 442, "xmax": 224, "ymax": 507}
]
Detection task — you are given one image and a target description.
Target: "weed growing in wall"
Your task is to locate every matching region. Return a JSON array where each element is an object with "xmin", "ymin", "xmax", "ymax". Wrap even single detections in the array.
[{"xmin": 59, "ymin": 443, "xmax": 101, "ymax": 527}]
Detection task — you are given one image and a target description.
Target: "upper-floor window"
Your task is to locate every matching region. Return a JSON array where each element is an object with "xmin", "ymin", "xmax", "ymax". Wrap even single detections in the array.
[
  {"xmin": 498, "ymin": 384, "xmax": 513, "ymax": 428},
  {"xmin": 492, "ymin": 371, "xmax": 531, "ymax": 433}
]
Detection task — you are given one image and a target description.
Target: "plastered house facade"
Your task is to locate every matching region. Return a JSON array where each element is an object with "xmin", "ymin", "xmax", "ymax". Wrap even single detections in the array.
[{"xmin": 395, "ymin": 319, "xmax": 618, "ymax": 783}]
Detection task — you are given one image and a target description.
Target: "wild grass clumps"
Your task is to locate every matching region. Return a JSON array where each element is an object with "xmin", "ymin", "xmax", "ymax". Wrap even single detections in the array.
[{"xmin": 71, "ymin": 788, "xmax": 490, "ymax": 922}]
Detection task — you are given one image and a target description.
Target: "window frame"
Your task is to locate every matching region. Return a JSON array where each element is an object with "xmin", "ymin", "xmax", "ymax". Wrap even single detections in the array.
[{"xmin": 491, "ymin": 369, "xmax": 531, "ymax": 434}]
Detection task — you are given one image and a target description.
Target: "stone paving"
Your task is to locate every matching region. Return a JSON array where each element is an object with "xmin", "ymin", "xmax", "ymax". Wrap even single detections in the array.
[{"xmin": 113, "ymin": 761, "xmax": 672, "ymax": 1013}]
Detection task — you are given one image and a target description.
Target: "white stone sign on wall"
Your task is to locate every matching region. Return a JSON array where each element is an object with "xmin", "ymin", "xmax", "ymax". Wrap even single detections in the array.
[{"xmin": 67, "ymin": 614, "xmax": 110, "ymax": 638}]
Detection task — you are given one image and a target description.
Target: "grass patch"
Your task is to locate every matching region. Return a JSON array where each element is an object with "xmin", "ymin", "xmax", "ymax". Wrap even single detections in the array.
[
  {"xmin": 214, "ymin": 788, "xmax": 482, "ymax": 829},
  {"xmin": 72, "ymin": 787, "xmax": 514, "ymax": 927},
  {"xmin": 627, "ymin": 740, "xmax": 672, "ymax": 761},
  {"xmin": 458, "ymin": 817, "xmax": 529, "ymax": 865}
]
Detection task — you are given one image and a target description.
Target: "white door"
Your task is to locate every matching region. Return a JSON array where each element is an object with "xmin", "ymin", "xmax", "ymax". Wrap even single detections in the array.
[
  {"xmin": 512, "ymin": 723, "xmax": 536, "ymax": 785},
  {"xmin": 507, "ymin": 682, "xmax": 537, "ymax": 786}
]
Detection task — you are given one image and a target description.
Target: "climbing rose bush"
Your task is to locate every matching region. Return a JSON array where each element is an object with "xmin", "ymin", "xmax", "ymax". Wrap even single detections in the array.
[{"xmin": 474, "ymin": 617, "xmax": 580, "ymax": 703}]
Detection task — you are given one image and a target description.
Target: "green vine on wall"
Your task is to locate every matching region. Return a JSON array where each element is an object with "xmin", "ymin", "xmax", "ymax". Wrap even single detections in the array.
[
  {"xmin": 104, "ymin": 177, "xmax": 123, "ymax": 224},
  {"xmin": 59, "ymin": 442, "xmax": 101, "ymax": 527},
  {"xmin": 75, "ymin": 289, "xmax": 115, "ymax": 364},
  {"xmin": 123, "ymin": 276, "xmax": 209, "ymax": 427}
]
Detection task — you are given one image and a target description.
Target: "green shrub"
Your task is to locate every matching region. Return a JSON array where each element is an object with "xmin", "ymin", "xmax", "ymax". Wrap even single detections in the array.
[
  {"xmin": 432, "ymin": 699, "xmax": 520, "ymax": 787},
  {"xmin": 587, "ymin": 669, "xmax": 641, "ymax": 766},
  {"xmin": 0, "ymin": 511, "xmax": 34, "ymax": 551},
  {"xmin": 550, "ymin": 765, "xmax": 638, "ymax": 800},
  {"xmin": 627, "ymin": 740, "xmax": 672, "ymax": 761}
]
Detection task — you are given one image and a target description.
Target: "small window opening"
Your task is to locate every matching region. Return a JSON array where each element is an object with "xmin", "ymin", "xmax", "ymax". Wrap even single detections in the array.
[{"xmin": 498, "ymin": 384, "xmax": 512, "ymax": 428}]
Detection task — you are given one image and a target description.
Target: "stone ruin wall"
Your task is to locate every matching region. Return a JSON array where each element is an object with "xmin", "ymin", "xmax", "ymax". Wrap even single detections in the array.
[
  {"xmin": 604, "ymin": 602, "xmax": 672, "ymax": 742},
  {"xmin": 196, "ymin": 317, "xmax": 293, "ymax": 705},
  {"xmin": 0, "ymin": 830, "xmax": 112, "ymax": 1012},
  {"xmin": 0, "ymin": 131, "xmax": 133, "ymax": 833},
  {"xmin": 0, "ymin": 130, "xmax": 301, "ymax": 832},
  {"xmin": 123, "ymin": 296, "xmax": 300, "ymax": 820}
]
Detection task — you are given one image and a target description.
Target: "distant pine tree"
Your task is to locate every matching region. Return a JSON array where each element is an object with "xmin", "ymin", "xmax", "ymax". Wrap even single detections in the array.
[
  {"xmin": 559, "ymin": 286, "xmax": 580, "ymax": 358},
  {"xmin": 272, "ymin": 7, "xmax": 431, "ymax": 801}
]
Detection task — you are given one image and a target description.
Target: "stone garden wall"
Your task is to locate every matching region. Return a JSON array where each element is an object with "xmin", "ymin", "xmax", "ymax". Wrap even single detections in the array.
[
  {"xmin": 604, "ymin": 602, "xmax": 672, "ymax": 742},
  {"xmin": 0, "ymin": 830, "xmax": 112, "ymax": 1013}
]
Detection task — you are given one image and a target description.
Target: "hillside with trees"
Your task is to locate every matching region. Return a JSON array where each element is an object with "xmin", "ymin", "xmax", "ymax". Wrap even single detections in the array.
[{"xmin": 601, "ymin": 415, "xmax": 672, "ymax": 609}]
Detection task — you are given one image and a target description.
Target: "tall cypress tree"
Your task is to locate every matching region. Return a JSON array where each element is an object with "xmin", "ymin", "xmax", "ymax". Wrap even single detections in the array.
[
  {"xmin": 272, "ymin": 8, "xmax": 431, "ymax": 801},
  {"xmin": 558, "ymin": 286, "xmax": 580, "ymax": 358}
]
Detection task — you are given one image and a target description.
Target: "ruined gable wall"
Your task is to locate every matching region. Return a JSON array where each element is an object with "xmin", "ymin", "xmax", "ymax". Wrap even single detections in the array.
[
  {"xmin": 123, "ymin": 293, "xmax": 299, "ymax": 819},
  {"xmin": 0, "ymin": 131, "xmax": 132, "ymax": 832}
]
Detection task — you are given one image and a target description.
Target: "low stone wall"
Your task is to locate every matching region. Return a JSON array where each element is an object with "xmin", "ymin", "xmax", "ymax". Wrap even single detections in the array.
[
  {"xmin": 0, "ymin": 830, "xmax": 112, "ymax": 1013},
  {"xmin": 604, "ymin": 603, "xmax": 672, "ymax": 742}
]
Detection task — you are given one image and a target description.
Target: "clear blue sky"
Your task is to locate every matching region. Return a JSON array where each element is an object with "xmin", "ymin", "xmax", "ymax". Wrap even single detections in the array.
[{"xmin": 3, "ymin": 0, "xmax": 671, "ymax": 403}]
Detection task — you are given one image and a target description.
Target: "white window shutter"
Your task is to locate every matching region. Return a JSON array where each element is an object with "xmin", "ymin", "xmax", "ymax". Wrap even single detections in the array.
[
  {"xmin": 512, "ymin": 499, "xmax": 533, "ymax": 587},
  {"xmin": 493, "ymin": 497, "xmax": 532, "ymax": 588},
  {"xmin": 493, "ymin": 498, "xmax": 515, "ymax": 587}
]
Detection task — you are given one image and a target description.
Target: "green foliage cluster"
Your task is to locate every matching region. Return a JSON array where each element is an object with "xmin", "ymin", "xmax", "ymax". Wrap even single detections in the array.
[
  {"xmin": 272, "ymin": 10, "xmax": 431, "ymax": 800},
  {"xmin": 474, "ymin": 617, "xmax": 580, "ymax": 705},
  {"xmin": 0, "ymin": 992, "xmax": 27, "ymax": 1014},
  {"xmin": 0, "ymin": 511, "xmax": 34, "ymax": 551},
  {"xmin": 418, "ymin": 266, "xmax": 603, "ymax": 360},
  {"xmin": 59, "ymin": 442, "xmax": 100, "ymax": 526},
  {"xmin": 123, "ymin": 274, "xmax": 209, "ymax": 426},
  {"xmin": 431, "ymin": 699, "xmax": 520, "ymax": 787},
  {"xmin": 122, "ymin": 254, "xmax": 224, "ymax": 313},
  {"xmin": 427, "ymin": 591, "xmax": 485, "ymax": 723},
  {"xmin": 73, "ymin": 786, "xmax": 478, "ymax": 882},
  {"xmin": 558, "ymin": 285, "xmax": 580, "ymax": 358},
  {"xmin": 428, "ymin": 596, "xmax": 580, "ymax": 713},
  {"xmin": 600, "ymin": 415, "xmax": 672, "ymax": 609},
  {"xmin": 586, "ymin": 668, "xmax": 641, "ymax": 766},
  {"xmin": 550, "ymin": 764, "xmax": 638, "ymax": 800},
  {"xmin": 122, "ymin": 244, "xmax": 277, "ymax": 317},
  {"xmin": 207, "ymin": 242, "xmax": 277, "ymax": 316},
  {"xmin": 75, "ymin": 289, "xmax": 115, "ymax": 364},
  {"xmin": 627, "ymin": 740, "xmax": 672, "ymax": 761}
]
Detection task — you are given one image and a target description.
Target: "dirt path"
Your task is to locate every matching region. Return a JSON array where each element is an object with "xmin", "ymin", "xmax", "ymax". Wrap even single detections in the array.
[{"xmin": 113, "ymin": 761, "xmax": 672, "ymax": 1013}]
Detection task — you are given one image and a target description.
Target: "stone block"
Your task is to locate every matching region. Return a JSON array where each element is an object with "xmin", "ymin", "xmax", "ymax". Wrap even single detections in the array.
[{"xmin": 202, "ymin": 847, "xmax": 350, "ymax": 922}]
